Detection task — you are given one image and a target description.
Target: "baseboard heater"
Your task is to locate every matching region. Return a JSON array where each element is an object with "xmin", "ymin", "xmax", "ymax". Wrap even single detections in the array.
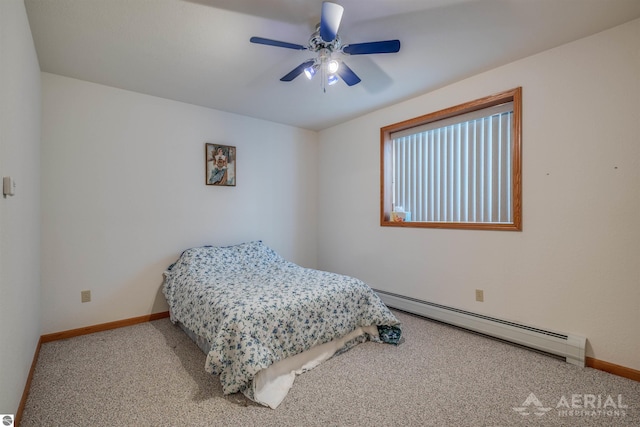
[{"xmin": 375, "ymin": 289, "xmax": 586, "ymax": 367}]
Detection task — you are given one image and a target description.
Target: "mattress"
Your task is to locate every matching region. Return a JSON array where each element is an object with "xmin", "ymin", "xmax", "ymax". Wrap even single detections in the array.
[
  {"xmin": 163, "ymin": 241, "xmax": 402, "ymax": 407},
  {"xmin": 178, "ymin": 320, "xmax": 378, "ymax": 408}
]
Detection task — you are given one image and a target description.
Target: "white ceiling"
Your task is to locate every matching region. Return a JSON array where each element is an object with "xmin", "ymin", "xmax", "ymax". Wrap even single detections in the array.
[{"xmin": 24, "ymin": 0, "xmax": 640, "ymax": 131}]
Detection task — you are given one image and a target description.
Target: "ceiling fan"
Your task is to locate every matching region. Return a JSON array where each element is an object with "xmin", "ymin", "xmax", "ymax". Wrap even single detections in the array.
[{"xmin": 250, "ymin": 2, "xmax": 400, "ymax": 91}]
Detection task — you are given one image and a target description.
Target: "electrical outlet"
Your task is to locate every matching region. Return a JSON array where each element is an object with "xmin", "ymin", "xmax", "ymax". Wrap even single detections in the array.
[
  {"xmin": 81, "ymin": 290, "xmax": 91, "ymax": 303},
  {"xmin": 475, "ymin": 289, "xmax": 484, "ymax": 302}
]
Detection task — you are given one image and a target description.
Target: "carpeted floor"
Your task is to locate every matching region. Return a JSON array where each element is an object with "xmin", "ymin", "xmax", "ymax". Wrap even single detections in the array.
[{"xmin": 21, "ymin": 310, "xmax": 639, "ymax": 426}]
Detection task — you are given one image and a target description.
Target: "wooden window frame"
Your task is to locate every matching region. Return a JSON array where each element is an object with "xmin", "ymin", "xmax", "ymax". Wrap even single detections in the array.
[{"xmin": 380, "ymin": 87, "xmax": 522, "ymax": 231}]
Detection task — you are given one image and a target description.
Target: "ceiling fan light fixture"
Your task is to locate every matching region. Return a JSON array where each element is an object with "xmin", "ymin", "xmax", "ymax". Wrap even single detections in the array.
[
  {"xmin": 304, "ymin": 64, "xmax": 318, "ymax": 80},
  {"xmin": 327, "ymin": 74, "xmax": 339, "ymax": 86},
  {"xmin": 327, "ymin": 59, "xmax": 339, "ymax": 74}
]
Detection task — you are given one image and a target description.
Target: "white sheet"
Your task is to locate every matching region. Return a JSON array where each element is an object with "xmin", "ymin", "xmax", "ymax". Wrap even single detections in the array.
[{"xmin": 252, "ymin": 325, "xmax": 379, "ymax": 408}]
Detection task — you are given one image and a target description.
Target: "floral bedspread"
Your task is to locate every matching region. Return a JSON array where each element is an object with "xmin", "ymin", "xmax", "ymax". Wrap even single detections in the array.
[{"xmin": 163, "ymin": 241, "xmax": 401, "ymax": 398}]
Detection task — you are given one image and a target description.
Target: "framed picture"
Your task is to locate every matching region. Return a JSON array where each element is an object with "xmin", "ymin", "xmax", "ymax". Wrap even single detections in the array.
[{"xmin": 205, "ymin": 143, "xmax": 236, "ymax": 186}]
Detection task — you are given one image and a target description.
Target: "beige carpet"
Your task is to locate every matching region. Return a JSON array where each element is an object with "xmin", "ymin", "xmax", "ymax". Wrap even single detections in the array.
[{"xmin": 21, "ymin": 310, "xmax": 639, "ymax": 426}]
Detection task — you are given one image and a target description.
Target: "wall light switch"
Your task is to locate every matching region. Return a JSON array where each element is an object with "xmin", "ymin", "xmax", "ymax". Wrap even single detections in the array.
[{"xmin": 3, "ymin": 177, "xmax": 16, "ymax": 196}]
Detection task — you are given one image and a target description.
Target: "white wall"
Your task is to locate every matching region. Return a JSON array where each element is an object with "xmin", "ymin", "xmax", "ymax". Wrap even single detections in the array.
[
  {"xmin": 318, "ymin": 19, "xmax": 640, "ymax": 370},
  {"xmin": 41, "ymin": 73, "xmax": 318, "ymax": 334},
  {"xmin": 0, "ymin": 0, "xmax": 42, "ymax": 415}
]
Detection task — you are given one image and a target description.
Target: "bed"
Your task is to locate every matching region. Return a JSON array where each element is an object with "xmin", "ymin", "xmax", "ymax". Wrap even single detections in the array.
[{"xmin": 163, "ymin": 241, "xmax": 402, "ymax": 408}]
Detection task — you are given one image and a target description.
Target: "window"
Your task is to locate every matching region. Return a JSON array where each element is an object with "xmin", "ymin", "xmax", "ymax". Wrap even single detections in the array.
[{"xmin": 381, "ymin": 87, "xmax": 522, "ymax": 230}]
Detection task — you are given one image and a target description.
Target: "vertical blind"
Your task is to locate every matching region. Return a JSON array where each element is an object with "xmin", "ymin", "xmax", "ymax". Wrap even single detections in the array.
[{"xmin": 391, "ymin": 102, "xmax": 513, "ymax": 223}]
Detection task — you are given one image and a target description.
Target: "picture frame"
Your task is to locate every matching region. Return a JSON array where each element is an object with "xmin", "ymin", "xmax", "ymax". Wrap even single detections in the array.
[{"xmin": 205, "ymin": 143, "xmax": 236, "ymax": 186}]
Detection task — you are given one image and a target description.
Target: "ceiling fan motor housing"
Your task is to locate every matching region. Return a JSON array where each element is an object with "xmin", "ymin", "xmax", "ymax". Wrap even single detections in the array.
[{"xmin": 308, "ymin": 26, "xmax": 342, "ymax": 53}]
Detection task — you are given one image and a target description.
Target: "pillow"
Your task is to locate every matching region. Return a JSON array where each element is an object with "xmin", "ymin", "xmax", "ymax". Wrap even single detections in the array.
[
  {"xmin": 229, "ymin": 241, "xmax": 284, "ymax": 269},
  {"xmin": 173, "ymin": 241, "xmax": 285, "ymax": 278}
]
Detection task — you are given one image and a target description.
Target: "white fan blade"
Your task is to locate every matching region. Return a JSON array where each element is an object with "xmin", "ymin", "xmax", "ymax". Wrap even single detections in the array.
[{"xmin": 320, "ymin": 2, "xmax": 344, "ymax": 42}]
